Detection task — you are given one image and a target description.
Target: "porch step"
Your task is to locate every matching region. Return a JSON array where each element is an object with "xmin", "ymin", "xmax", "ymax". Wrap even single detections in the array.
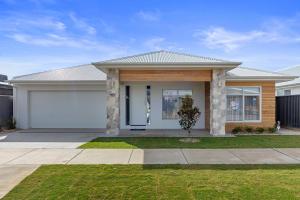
[{"xmin": 130, "ymin": 125, "xmax": 146, "ymax": 131}]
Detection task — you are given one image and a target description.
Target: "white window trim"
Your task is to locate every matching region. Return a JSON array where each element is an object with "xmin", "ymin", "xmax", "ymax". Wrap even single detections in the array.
[{"xmin": 226, "ymin": 86, "xmax": 262, "ymax": 123}]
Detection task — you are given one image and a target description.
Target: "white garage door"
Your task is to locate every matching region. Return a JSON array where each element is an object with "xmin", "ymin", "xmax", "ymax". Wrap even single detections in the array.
[{"xmin": 29, "ymin": 91, "xmax": 106, "ymax": 128}]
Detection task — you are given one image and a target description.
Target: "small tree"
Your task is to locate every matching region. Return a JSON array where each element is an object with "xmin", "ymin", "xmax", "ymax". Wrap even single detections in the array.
[{"xmin": 177, "ymin": 95, "xmax": 201, "ymax": 136}]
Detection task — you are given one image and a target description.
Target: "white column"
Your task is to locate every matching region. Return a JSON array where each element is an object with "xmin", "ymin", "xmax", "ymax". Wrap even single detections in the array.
[
  {"xmin": 210, "ymin": 69, "xmax": 226, "ymax": 135},
  {"xmin": 106, "ymin": 68, "xmax": 120, "ymax": 135}
]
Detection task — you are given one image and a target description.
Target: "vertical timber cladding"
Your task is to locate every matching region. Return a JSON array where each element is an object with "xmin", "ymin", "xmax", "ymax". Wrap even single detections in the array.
[{"xmin": 225, "ymin": 81, "xmax": 276, "ymax": 132}]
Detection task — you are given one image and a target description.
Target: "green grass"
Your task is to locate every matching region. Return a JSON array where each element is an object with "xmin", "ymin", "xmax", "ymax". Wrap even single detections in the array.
[
  {"xmin": 80, "ymin": 135, "xmax": 300, "ymax": 149},
  {"xmin": 3, "ymin": 165, "xmax": 300, "ymax": 200}
]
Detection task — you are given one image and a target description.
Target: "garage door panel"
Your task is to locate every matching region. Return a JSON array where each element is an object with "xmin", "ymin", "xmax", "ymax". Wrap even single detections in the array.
[{"xmin": 29, "ymin": 91, "xmax": 106, "ymax": 128}]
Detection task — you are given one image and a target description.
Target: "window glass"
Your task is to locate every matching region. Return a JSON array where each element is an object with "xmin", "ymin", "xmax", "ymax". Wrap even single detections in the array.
[
  {"xmin": 244, "ymin": 96, "xmax": 260, "ymax": 120},
  {"xmin": 163, "ymin": 90, "xmax": 177, "ymax": 96},
  {"xmin": 244, "ymin": 87, "xmax": 260, "ymax": 95},
  {"xmin": 284, "ymin": 90, "xmax": 291, "ymax": 96},
  {"xmin": 178, "ymin": 90, "xmax": 193, "ymax": 96},
  {"xmin": 276, "ymin": 89, "xmax": 284, "ymax": 96},
  {"xmin": 226, "ymin": 87, "xmax": 260, "ymax": 121},
  {"xmin": 226, "ymin": 96, "xmax": 243, "ymax": 121},
  {"xmin": 146, "ymin": 86, "xmax": 151, "ymax": 125},
  {"xmin": 226, "ymin": 87, "xmax": 243, "ymax": 95},
  {"xmin": 162, "ymin": 89, "xmax": 192, "ymax": 119}
]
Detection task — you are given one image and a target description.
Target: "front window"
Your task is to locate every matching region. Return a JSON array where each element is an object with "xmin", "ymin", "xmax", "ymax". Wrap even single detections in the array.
[
  {"xmin": 284, "ymin": 89, "xmax": 291, "ymax": 96},
  {"xmin": 162, "ymin": 89, "xmax": 192, "ymax": 119},
  {"xmin": 226, "ymin": 87, "xmax": 260, "ymax": 121}
]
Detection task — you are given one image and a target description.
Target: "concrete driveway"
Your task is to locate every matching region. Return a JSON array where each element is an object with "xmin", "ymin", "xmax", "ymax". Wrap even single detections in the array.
[
  {"xmin": 0, "ymin": 130, "xmax": 105, "ymax": 148},
  {"xmin": 0, "ymin": 164, "xmax": 39, "ymax": 199}
]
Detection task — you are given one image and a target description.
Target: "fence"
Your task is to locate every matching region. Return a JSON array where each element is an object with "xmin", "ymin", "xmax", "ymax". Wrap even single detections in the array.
[
  {"xmin": 0, "ymin": 95, "xmax": 13, "ymax": 127},
  {"xmin": 276, "ymin": 95, "xmax": 300, "ymax": 128}
]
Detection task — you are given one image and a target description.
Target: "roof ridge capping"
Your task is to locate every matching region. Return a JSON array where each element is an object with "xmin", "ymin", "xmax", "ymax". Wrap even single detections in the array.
[
  {"xmin": 159, "ymin": 50, "xmax": 226, "ymax": 62},
  {"xmin": 93, "ymin": 50, "xmax": 241, "ymax": 66}
]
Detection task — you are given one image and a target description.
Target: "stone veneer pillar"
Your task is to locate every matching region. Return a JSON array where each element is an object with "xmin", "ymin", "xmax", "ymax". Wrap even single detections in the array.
[
  {"xmin": 106, "ymin": 68, "xmax": 120, "ymax": 135},
  {"xmin": 210, "ymin": 69, "xmax": 226, "ymax": 136}
]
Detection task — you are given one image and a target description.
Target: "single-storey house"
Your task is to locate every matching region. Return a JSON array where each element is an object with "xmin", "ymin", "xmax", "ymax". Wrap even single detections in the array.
[
  {"xmin": 9, "ymin": 51, "xmax": 296, "ymax": 135},
  {"xmin": 276, "ymin": 66, "xmax": 300, "ymax": 96}
]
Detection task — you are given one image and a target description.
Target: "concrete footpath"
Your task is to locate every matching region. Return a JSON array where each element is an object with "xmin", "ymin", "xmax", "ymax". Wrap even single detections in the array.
[
  {"xmin": 1, "ymin": 148, "xmax": 300, "ymax": 165},
  {"xmin": 0, "ymin": 148, "xmax": 300, "ymax": 198}
]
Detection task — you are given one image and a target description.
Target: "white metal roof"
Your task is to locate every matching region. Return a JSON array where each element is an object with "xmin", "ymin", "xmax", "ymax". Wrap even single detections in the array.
[
  {"xmin": 9, "ymin": 55, "xmax": 296, "ymax": 83},
  {"xmin": 10, "ymin": 64, "xmax": 106, "ymax": 83},
  {"xmin": 226, "ymin": 67, "xmax": 297, "ymax": 82},
  {"xmin": 93, "ymin": 50, "xmax": 241, "ymax": 68},
  {"xmin": 276, "ymin": 65, "xmax": 300, "ymax": 87}
]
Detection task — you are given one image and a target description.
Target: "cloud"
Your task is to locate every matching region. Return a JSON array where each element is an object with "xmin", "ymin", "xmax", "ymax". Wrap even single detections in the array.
[
  {"xmin": 195, "ymin": 15, "xmax": 300, "ymax": 51},
  {"xmin": 8, "ymin": 33, "xmax": 127, "ymax": 54},
  {"xmin": 0, "ymin": 15, "xmax": 66, "ymax": 32},
  {"xmin": 9, "ymin": 33, "xmax": 81, "ymax": 47},
  {"xmin": 136, "ymin": 10, "xmax": 160, "ymax": 21},
  {"xmin": 69, "ymin": 12, "xmax": 96, "ymax": 35},
  {"xmin": 144, "ymin": 37, "xmax": 165, "ymax": 50},
  {"xmin": 1, "ymin": 0, "xmax": 56, "ymax": 5},
  {"xmin": 143, "ymin": 37, "xmax": 184, "ymax": 51},
  {"xmin": 195, "ymin": 27, "xmax": 266, "ymax": 51},
  {"xmin": 99, "ymin": 19, "xmax": 115, "ymax": 33},
  {"xmin": 28, "ymin": 0, "xmax": 56, "ymax": 4}
]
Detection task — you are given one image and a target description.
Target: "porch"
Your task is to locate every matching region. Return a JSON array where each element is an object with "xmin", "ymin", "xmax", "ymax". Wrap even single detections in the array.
[{"xmin": 105, "ymin": 68, "xmax": 227, "ymax": 136}]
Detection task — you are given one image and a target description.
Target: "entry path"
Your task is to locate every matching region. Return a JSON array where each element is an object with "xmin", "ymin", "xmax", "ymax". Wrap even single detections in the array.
[{"xmin": 1, "ymin": 148, "xmax": 300, "ymax": 165}]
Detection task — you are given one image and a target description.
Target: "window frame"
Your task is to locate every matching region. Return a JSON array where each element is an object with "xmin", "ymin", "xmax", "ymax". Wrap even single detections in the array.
[
  {"xmin": 226, "ymin": 86, "xmax": 262, "ymax": 123},
  {"xmin": 162, "ymin": 89, "xmax": 193, "ymax": 120}
]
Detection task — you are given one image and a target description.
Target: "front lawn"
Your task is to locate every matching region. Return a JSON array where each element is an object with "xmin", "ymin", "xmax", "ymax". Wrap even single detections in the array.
[
  {"xmin": 3, "ymin": 165, "xmax": 300, "ymax": 200},
  {"xmin": 80, "ymin": 135, "xmax": 300, "ymax": 149}
]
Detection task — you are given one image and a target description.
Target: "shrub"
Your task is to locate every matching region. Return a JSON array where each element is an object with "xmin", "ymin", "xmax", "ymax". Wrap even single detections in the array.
[
  {"xmin": 268, "ymin": 127, "xmax": 276, "ymax": 133},
  {"xmin": 244, "ymin": 126, "xmax": 253, "ymax": 133},
  {"xmin": 255, "ymin": 127, "xmax": 265, "ymax": 134},
  {"xmin": 232, "ymin": 126, "xmax": 243, "ymax": 134},
  {"xmin": 177, "ymin": 95, "xmax": 200, "ymax": 135},
  {"xmin": 6, "ymin": 117, "xmax": 16, "ymax": 129}
]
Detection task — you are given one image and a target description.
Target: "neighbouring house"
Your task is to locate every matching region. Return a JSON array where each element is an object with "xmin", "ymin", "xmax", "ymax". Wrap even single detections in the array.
[
  {"xmin": 276, "ymin": 66, "xmax": 300, "ymax": 96},
  {"xmin": 8, "ymin": 51, "xmax": 296, "ymax": 135},
  {"xmin": 0, "ymin": 74, "xmax": 13, "ymax": 126}
]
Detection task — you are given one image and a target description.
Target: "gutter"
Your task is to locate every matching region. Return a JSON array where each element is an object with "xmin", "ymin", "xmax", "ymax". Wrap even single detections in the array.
[
  {"xmin": 226, "ymin": 75, "xmax": 298, "ymax": 82},
  {"xmin": 7, "ymin": 80, "xmax": 107, "ymax": 85}
]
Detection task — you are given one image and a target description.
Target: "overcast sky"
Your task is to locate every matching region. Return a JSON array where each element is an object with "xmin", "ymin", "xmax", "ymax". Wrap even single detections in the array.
[{"xmin": 1, "ymin": 0, "xmax": 300, "ymax": 78}]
